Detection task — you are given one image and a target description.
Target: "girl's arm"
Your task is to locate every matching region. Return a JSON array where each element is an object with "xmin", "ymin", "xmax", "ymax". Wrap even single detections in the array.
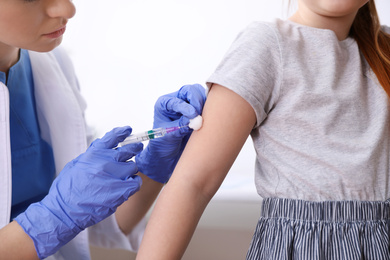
[{"xmin": 136, "ymin": 84, "xmax": 257, "ymax": 259}]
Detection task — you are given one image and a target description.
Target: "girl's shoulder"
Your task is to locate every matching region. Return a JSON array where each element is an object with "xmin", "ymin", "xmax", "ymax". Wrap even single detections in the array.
[
  {"xmin": 233, "ymin": 19, "xmax": 288, "ymax": 51},
  {"xmin": 240, "ymin": 19, "xmax": 293, "ymax": 40},
  {"xmin": 237, "ymin": 20, "xmax": 279, "ymax": 42},
  {"xmin": 241, "ymin": 18, "xmax": 334, "ymax": 46},
  {"xmin": 382, "ymin": 25, "xmax": 390, "ymax": 35},
  {"xmin": 243, "ymin": 19, "xmax": 294, "ymax": 34}
]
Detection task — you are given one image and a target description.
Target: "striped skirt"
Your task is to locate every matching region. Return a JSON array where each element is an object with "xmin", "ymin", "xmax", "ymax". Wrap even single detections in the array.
[{"xmin": 246, "ymin": 198, "xmax": 390, "ymax": 260}]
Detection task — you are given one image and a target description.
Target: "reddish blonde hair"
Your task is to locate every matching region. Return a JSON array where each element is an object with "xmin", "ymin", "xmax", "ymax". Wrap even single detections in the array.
[{"xmin": 351, "ymin": 1, "xmax": 390, "ymax": 97}]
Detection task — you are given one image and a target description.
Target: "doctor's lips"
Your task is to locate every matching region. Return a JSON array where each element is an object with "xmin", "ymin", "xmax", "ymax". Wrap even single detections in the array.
[{"xmin": 43, "ymin": 26, "xmax": 66, "ymax": 39}]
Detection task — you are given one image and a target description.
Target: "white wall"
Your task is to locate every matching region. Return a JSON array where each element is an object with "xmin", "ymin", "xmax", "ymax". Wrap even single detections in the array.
[{"xmin": 62, "ymin": 0, "xmax": 390, "ymax": 197}]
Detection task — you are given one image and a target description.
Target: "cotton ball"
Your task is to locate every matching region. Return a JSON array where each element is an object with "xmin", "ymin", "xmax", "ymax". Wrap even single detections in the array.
[{"xmin": 188, "ymin": 115, "xmax": 203, "ymax": 131}]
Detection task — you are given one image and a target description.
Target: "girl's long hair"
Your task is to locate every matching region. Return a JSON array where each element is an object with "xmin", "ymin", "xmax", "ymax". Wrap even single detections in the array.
[{"xmin": 350, "ymin": 1, "xmax": 390, "ymax": 97}]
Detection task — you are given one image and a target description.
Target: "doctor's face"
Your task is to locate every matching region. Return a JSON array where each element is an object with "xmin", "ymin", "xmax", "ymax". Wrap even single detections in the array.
[{"xmin": 0, "ymin": 0, "xmax": 76, "ymax": 52}]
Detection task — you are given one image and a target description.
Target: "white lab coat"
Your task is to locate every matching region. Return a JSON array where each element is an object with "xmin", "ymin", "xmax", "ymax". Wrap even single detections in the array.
[{"xmin": 0, "ymin": 48, "xmax": 145, "ymax": 259}]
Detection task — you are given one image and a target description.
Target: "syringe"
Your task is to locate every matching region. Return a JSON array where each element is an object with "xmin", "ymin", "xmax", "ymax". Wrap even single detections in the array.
[{"xmin": 119, "ymin": 126, "xmax": 186, "ymax": 146}]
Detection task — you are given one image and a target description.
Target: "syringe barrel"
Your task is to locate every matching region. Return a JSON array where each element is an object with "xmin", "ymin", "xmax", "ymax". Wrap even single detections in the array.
[{"xmin": 120, "ymin": 128, "xmax": 167, "ymax": 146}]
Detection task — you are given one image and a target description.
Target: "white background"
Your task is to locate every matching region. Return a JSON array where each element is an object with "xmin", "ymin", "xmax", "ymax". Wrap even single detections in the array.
[{"xmin": 62, "ymin": 0, "xmax": 390, "ymax": 200}]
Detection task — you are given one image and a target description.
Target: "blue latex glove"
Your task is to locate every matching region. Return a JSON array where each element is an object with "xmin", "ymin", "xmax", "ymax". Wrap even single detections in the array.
[
  {"xmin": 136, "ymin": 84, "xmax": 207, "ymax": 183},
  {"xmin": 15, "ymin": 126, "xmax": 143, "ymax": 259}
]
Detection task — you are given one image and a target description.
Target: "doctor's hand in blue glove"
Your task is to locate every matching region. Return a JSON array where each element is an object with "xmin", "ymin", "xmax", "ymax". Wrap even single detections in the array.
[
  {"xmin": 136, "ymin": 84, "xmax": 207, "ymax": 183},
  {"xmin": 15, "ymin": 126, "xmax": 142, "ymax": 259}
]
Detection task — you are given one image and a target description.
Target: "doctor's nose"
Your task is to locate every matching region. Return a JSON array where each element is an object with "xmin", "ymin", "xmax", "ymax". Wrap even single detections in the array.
[{"xmin": 45, "ymin": 0, "xmax": 76, "ymax": 20}]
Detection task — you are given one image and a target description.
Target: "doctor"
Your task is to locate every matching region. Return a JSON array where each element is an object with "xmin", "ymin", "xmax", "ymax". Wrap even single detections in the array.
[{"xmin": 0, "ymin": 0, "xmax": 206, "ymax": 259}]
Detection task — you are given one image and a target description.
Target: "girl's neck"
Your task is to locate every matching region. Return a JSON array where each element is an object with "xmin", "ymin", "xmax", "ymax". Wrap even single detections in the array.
[
  {"xmin": 289, "ymin": 10, "xmax": 358, "ymax": 41},
  {"xmin": 0, "ymin": 43, "xmax": 20, "ymax": 73}
]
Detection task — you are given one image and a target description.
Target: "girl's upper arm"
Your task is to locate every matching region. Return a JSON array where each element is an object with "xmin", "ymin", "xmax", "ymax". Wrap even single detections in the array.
[
  {"xmin": 173, "ymin": 83, "xmax": 257, "ymax": 198},
  {"xmin": 136, "ymin": 84, "xmax": 256, "ymax": 260}
]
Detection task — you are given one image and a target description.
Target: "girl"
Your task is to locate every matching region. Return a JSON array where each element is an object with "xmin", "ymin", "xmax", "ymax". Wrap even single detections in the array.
[
  {"xmin": 0, "ymin": 0, "xmax": 206, "ymax": 259},
  {"xmin": 136, "ymin": 0, "xmax": 390, "ymax": 259}
]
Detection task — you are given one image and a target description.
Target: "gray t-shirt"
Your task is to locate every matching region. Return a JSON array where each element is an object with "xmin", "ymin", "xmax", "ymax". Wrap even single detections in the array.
[{"xmin": 207, "ymin": 19, "xmax": 390, "ymax": 201}]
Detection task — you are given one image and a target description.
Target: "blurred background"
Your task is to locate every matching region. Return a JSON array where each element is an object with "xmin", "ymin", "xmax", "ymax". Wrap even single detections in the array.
[{"xmin": 62, "ymin": 1, "xmax": 390, "ymax": 259}]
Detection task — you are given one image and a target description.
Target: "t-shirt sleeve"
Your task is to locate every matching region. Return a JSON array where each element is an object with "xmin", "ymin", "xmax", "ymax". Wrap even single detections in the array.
[{"xmin": 206, "ymin": 22, "xmax": 283, "ymax": 128}]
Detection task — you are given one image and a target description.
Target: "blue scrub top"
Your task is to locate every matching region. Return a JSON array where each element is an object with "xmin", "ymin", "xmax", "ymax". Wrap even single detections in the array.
[{"xmin": 0, "ymin": 49, "xmax": 56, "ymax": 220}]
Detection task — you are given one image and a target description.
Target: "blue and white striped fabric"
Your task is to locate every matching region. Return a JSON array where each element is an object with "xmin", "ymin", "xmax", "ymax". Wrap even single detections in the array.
[{"xmin": 246, "ymin": 198, "xmax": 390, "ymax": 260}]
